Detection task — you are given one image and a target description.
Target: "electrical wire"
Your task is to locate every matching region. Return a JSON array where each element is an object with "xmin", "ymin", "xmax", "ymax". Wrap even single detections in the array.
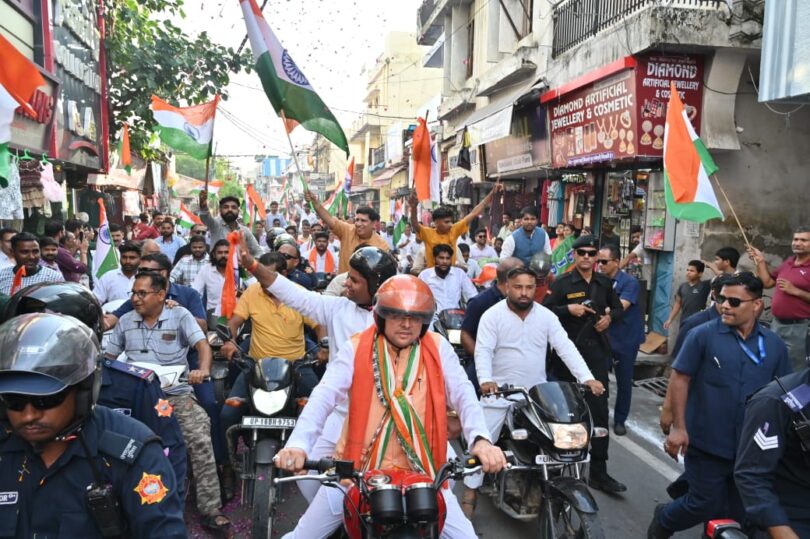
[{"xmin": 747, "ymin": 63, "xmax": 805, "ymax": 117}]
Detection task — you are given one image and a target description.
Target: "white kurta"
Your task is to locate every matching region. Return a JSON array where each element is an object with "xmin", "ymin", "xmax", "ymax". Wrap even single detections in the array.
[{"xmin": 418, "ymin": 266, "xmax": 478, "ymax": 314}]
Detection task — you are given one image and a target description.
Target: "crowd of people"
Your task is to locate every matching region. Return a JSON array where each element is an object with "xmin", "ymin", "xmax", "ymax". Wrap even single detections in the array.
[{"xmin": 0, "ymin": 188, "xmax": 807, "ymax": 539}]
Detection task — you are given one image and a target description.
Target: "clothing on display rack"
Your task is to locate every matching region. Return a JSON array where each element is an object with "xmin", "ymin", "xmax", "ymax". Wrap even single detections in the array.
[{"xmin": 0, "ymin": 162, "xmax": 24, "ymax": 220}]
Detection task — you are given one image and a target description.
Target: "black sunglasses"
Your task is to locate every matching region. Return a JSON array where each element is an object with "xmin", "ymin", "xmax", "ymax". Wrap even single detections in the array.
[
  {"xmin": 576, "ymin": 249, "xmax": 598, "ymax": 257},
  {"xmin": 716, "ymin": 294, "xmax": 756, "ymax": 308},
  {"xmin": 1, "ymin": 388, "xmax": 71, "ymax": 412},
  {"xmin": 597, "ymin": 259, "xmax": 614, "ymax": 265},
  {"xmin": 280, "ymin": 253, "xmax": 299, "ymax": 260}
]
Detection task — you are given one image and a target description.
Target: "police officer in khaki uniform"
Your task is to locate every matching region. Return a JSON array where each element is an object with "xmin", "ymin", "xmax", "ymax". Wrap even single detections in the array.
[{"xmin": 543, "ymin": 235, "xmax": 626, "ymax": 493}]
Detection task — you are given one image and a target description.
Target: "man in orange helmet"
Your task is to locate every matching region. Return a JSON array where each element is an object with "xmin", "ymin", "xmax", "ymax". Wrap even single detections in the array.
[{"xmin": 270, "ymin": 274, "xmax": 507, "ymax": 538}]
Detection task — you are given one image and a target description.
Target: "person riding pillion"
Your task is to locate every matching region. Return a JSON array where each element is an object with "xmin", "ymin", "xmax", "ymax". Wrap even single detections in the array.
[{"xmin": 275, "ymin": 275, "xmax": 508, "ymax": 538}]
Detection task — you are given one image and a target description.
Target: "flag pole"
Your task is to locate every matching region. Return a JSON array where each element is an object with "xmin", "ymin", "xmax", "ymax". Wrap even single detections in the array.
[
  {"xmin": 280, "ymin": 112, "xmax": 308, "ymax": 193},
  {"xmin": 711, "ymin": 173, "xmax": 752, "ymax": 250}
]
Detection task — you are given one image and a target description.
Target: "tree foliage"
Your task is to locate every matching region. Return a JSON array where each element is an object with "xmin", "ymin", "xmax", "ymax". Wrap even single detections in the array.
[{"xmin": 103, "ymin": 0, "xmax": 252, "ymax": 159}]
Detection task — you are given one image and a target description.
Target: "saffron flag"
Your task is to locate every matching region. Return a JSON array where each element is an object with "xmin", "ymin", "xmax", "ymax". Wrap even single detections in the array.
[
  {"xmin": 118, "ymin": 123, "xmax": 132, "ymax": 175},
  {"xmin": 549, "ymin": 235, "xmax": 575, "ymax": 276},
  {"xmin": 663, "ymin": 82, "xmax": 723, "ymax": 223},
  {"xmin": 239, "ymin": 0, "xmax": 349, "ymax": 154},
  {"xmin": 178, "ymin": 202, "xmax": 203, "ymax": 229},
  {"xmin": 220, "ymin": 231, "xmax": 241, "ymax": 318},
  {"xmin": 0, "ymin": 34, "xmax": 46, "ymax": 185},
  {"xmin": 150, "ymin": 95, "xmax": 219, "ymax": 160},
  {"xmin": 92, "ymin": 198, "xmax": 120, "ymax": 280},
  {"xmin": 412, "ymin": 117, "xmax": 432, "ymax": 202}
]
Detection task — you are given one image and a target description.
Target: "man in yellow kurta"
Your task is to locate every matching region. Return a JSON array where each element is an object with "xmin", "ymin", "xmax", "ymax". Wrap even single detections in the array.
[
  {"xmin": 276, "ymin": 275, "xmax": 506, "ymax": 538},
  {"xmin": 409, "ymin": 182, "xmax": 503, "ymax": 268}
]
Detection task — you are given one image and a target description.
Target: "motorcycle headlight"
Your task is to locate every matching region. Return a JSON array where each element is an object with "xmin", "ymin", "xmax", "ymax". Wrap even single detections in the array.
[
  {"xmin": 207, "ymin": 332, "xmax": 223, "ymax": 347},
  {"xmin": 251, "ymin": 386, "xmax": 289, "ymax": 416},
  {"xmin": 447, "ymin": 329, "xmax": 462, "ymax": 345},
  {"xmin": 548, "ymin": 423, "xmax": 589, "ymax": 450}
]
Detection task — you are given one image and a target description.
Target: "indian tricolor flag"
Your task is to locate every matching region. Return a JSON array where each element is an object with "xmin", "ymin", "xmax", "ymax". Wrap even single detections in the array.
[
  {"xmin": 0, "ymin": 34, "xmax": 46, "ymax": 184},
  {"xmin": 118, "ymin": 123, "xmax": 132, "ymax": 175},
  {"xmin": 239, "ymin": 0, "xmax": 349, "ymax": 155},
  {"xmin": 151, "ymin": 95, "xmax": 219, "ymax": 160},
  {"xmin": 191, "ymin": 179, "xmax": 223, "ymax": 196},
  {"xmin": 325, "ymin": 157, "xmax": 353, "ymax": 218},
  {"xmin": 663, "ymin": 82, "xmax": 723, "ymax": 223},
  {"xmin": 92, "ymin": 199, "xmax": 120, "ymax": 280},
  {"xmin": 178, "ymin": 202, "xmax": 203, "ymax": 229}
]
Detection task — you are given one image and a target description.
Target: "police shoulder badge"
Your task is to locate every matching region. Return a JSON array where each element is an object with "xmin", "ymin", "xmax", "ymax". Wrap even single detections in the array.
[
  {"xmin": 155, "ymin": 399, "xmax": 173, "ymax": 418},
  {"xmin": 134, "ymin": 472, "xmax": 169, "ymax": 504}
]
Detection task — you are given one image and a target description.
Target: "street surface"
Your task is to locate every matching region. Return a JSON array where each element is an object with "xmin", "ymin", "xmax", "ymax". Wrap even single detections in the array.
[{"xmin": 186, "ymin": 374, "xmax": 705, "ymax": 538}]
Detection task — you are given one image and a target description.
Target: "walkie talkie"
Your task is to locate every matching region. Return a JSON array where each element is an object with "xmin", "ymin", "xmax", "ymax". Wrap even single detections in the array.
[{"xmin": 774, "ymin": 376, "xmax": 810, "ymax": 453}]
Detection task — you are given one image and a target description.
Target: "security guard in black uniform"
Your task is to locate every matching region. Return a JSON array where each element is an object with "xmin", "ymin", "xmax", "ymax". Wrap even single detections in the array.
[
  {"xmin": 544, "ymin": 235, "xmax": 626, "ymax": 493},
  {"xmin": 0, "ymin": 313, "xmax": 186, "ymax": 537},
  {"xmin": 2, "ymin": 282, "xmax": 188, "ymax": 499},
  {"xmin": 735, "ymin": 366, "xmax": 810, "ymax": 538}
]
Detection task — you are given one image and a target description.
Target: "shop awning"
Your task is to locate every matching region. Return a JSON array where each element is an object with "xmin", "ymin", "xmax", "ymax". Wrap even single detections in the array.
[
  {"xmin": 88, "ymin": 166, "xmax": 145, "ymax": 190},
  {"xmin": 372, "ymin": 165, "xmax": 406, "ymax": 187},
  {"xmin": 465, "ymin": 78, "xmax": 547, "ymax": 146},
  {"xmin": 351, "ymin": 184, "xmax": 378, "ymax": 194}
]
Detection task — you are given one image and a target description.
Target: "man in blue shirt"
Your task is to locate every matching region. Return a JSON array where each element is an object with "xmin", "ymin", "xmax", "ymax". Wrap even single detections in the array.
[
  {"xmin": 156, "ymin": 218, "xmax": 186, "ymax": 261},
  {"xmin": 598, "ymin": 245, "xmax": 645, "ymax": 436},
  {"xmin": 106, "ymin": 254, "xmax": 228, "ymax": 476},
  {"xmin": 648, "ymin": 273, "xmax": 793, "ymax": 538}
]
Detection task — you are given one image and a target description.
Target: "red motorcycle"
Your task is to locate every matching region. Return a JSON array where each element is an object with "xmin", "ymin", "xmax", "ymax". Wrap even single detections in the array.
[{"xmin": 275, "ymin": 457, "xmax": 483, "ymax": 538}]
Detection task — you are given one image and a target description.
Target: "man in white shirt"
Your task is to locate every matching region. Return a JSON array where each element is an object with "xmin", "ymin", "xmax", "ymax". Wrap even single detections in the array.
[
  {"xmin": 93, "ymin": 241, "xmax": 140, "ymax": 304},
  {"xmin": 306, "ymin": 232, "xmax": 336, "ymax": 274},
  {"xmin": 419, "ymin": 244, "xmax": 478, "ymax": 317},
  {"xmin": 238, "ymin": 242, "xmax": 398, "ymax": 503},
  {"xmin": 299, "ymin": 206, "xmax": 318, "ymax": 233},
  {"xmin": 264, "ymin": 201, "xmax": 287, "ymax": 229},
  {"xmin": 191, "ymin": 239, "xmax": 231, "ymax": 315},
  {"xmin": 0, "ymin": 228, "xmax": 16, "ymax": 270},
  {"xmin": 469, "ymin": 230, "xmax": 498, "ymax": 262},
  {"xmin": 461, "ymin": 266, "xmax": 605, "ymax": 514}
]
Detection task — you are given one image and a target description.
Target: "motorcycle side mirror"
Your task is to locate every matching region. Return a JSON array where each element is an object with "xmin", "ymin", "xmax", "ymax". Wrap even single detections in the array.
[
  {"xmin": 510, "ymin": 429, "xmax": 529, "ymax": 441},
  {"xmin": 216, "ymin": 323, "xmax": 232, "ymax": 342},
  {"xmin": 592, "ymin": 427, "xmax": 609, "ymax": 438}
]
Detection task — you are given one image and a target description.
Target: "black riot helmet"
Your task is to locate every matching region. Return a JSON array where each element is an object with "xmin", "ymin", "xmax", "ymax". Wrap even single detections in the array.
[
  {"xmin": 2, "ymin": 282, "xmax": 105, "ymax": 342},
  {"xmin": 0, "ymin": 313, "xmax": 102, "ymax": 437},
  {"xmin": 348, "ymin": 246, "xmax": 398, "ymax": 298}
]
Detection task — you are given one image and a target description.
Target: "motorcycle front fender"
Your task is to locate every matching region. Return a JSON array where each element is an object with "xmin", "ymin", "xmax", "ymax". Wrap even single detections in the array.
[
  {"xmin": 255, "ymin": 437, "xmax": 282, "ymax": 465},
  {"xmin": 546, "ymin": 476, "xmax": 599, "ymax": 514}
]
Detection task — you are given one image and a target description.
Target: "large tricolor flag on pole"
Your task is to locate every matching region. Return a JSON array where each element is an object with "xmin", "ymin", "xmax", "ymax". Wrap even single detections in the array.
[
  {"xmin": 0, "ymin": 34, "xmax": 46, "ymax": 185},
  {"xmin": 239, "ymin": 0, "xmax": 349, "ymax": 155},
  {"xmin": 150, "ymin": 95, "xmax": 219, "ymax": 160},
  {"xmin": 663, "ymin": 82, "xmax": 723, "ymax": 223},
  {"xmin": 92, "ymin": 199, "xmax": 120, "ymax": 280}
]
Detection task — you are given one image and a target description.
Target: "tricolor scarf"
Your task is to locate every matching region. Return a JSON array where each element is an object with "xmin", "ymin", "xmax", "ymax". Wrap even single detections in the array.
[
  {"xmin": 346, "ymin": 327, "xmax": 447, "ymax": 478},
  {"xmin": 220, "ymin": 231, "xmax": 241, "ymax": 318},
  {"xmin": 308, "ymin": 248, "xmax": 335, "ymax": 273}
]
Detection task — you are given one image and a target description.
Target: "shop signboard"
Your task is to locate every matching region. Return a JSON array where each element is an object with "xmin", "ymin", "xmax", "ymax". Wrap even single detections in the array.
[
  {"xmin": 10, "ymin": 71, "xmax": 59, "ymax": 155},
  {"xmin": 52, "ymin": 0, "xmax": 104, "ymax": 170},
  {"xmin": 548, "ymin": 54, "xmax": 704, "ymax": 168},
  {"xmin": 484, "ymin": 103, "xmax": 550, "ymax": 176}
]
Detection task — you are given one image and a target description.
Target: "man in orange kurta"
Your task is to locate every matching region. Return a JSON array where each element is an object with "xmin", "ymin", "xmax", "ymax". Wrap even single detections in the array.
[{"xmin": 276, "ymin": 275, "xmax": 506, "ymax": 538}]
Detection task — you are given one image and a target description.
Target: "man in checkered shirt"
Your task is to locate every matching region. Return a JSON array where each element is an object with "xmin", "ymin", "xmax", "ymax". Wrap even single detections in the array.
[
  {"xmin": 170, "ymin": 234, "xmax": 208, "ymax": 286},
  {"xmin": 0, "ymin": 232, "xmax": 63, "ymax": 294}
]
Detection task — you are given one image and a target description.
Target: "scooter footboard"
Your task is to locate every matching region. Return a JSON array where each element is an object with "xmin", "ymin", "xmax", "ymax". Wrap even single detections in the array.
[{"xmin": 546, "ymin": 476, "xmax": 599, "ymax": 514}]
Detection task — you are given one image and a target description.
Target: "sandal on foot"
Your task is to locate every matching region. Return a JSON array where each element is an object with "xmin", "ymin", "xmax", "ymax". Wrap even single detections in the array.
[{"xmin": 201, "ymin": 513, "xmax": 231, "ymax": 532}]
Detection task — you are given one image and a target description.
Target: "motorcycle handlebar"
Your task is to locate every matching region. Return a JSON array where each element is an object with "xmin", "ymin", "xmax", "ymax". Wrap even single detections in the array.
[{"xmin": 303, "ymin": 458, "xmax": 335, "ymax": 473}]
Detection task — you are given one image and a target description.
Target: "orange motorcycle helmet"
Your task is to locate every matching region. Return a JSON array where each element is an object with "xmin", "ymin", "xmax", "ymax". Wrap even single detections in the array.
[{"xmin": 373, "ymin": 274, "xmax": 436, "ymax": 337}]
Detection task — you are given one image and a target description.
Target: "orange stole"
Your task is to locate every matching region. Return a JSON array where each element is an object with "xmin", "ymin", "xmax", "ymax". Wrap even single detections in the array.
[{"xmin": 343, "ymin": 327, "xmax": 447, "ymax": 472}]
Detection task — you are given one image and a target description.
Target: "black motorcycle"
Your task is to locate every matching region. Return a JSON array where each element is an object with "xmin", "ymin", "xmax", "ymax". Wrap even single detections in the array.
[
  {"xmin": 216, "ymin": 324, "xmax": 319, "ymax": 539},
  {"xmin": 478, "ymin": 383, "xmax": 607, "ymax": 538}
]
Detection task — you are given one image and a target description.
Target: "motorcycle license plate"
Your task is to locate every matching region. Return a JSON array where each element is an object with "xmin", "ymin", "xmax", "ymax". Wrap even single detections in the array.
[
  {"xmin": 535, "ymin": 453, "xmax": 589, "ymax": 465},
  {"xmin": 242, "ymin": 417, "xmax": 297, "ymax": 429}
]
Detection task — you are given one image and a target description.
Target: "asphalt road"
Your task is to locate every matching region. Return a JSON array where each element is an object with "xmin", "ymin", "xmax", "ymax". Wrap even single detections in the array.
[{"xmin": 186, "ymin": 379, "xmax": 705, "ymax": 538}]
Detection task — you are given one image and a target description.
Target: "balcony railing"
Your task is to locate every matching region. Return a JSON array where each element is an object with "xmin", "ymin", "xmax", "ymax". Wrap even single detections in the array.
[
  {"xmin": 369, "ymin": 146, "xmax": 386, "ymax": 173},
  {"xmin": 552, "ymin": 0, "xmax": 724, "ymax": 57}
]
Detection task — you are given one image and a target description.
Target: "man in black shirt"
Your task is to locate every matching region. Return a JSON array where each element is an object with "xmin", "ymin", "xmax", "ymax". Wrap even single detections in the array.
[{"xmin": 544, "ymin": 235, "xmax": 626, "ymax": 493}]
